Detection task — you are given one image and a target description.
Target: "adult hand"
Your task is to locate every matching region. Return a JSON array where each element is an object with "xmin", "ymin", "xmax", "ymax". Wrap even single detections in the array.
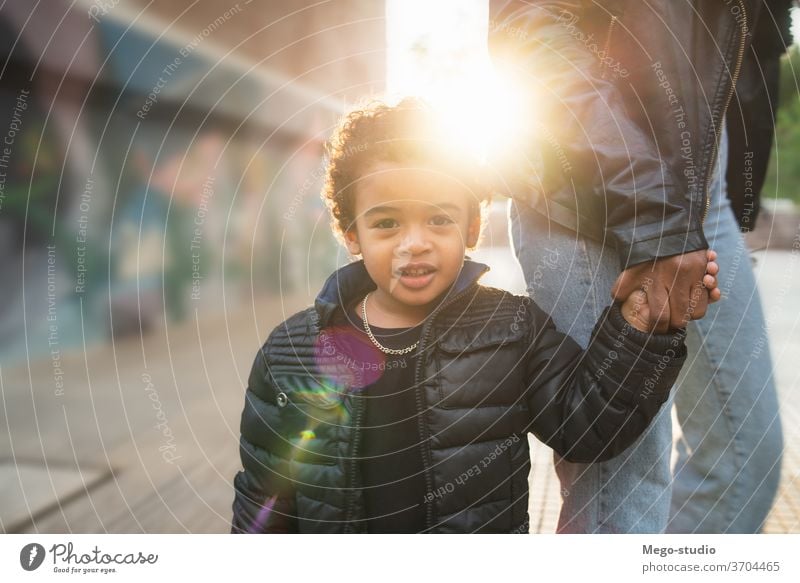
[{"xmin": 611, "ymin": 249, "xmax": 721, "ymax": 333}]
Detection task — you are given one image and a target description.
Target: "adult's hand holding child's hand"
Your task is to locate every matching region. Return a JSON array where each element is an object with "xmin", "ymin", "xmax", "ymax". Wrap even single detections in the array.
[
  {"xmin": 612, "ymin": 249, "xmax": 722, "ymax": 333},
  {"xmin": 620, "ymin": 250, "xmax": 721, "ymax": 333}
]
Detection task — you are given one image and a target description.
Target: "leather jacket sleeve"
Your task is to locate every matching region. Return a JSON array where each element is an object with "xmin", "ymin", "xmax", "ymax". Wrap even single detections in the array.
[
  {"xmin": 523, "ymin": 300, "xmax": 686, "ymax": 462},
  {"xmin": 488, "ymin": 0, "xmax": 708, "ymax": 266},
  {"xmin": 231, "ymin": 342, "xmax": 299, "ymax": 533}
]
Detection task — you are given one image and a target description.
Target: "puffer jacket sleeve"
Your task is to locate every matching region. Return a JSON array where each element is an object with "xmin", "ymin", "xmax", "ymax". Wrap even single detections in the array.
[
  {"xmin": 522, "ymin": 300, "xmax": 686, "ymax": 462},
  {"xmin": 231, "ymin": 340, "xmax": 298, "ymax": 533},
  {"xmin": 488, "ymin": 0, "xmax": 708, "ymax": 266}
]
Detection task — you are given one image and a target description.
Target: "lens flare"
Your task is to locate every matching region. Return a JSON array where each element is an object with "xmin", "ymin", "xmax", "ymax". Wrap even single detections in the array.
[{"xmin": 387, "ymin": 0, "xmax": 534, "ymax": 165}]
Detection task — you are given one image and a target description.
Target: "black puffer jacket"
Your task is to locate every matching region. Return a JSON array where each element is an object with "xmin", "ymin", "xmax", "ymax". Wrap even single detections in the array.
[
  {"xmin": 488, "ymin": 0, "xmax": 791, "ymax": 266},
  {"xmin": 231, "ymin": 259, "xmax": 687, "ymax": 533}
]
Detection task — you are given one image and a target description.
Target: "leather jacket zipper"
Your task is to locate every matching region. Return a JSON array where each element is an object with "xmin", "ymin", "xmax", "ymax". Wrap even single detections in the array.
[
  {"xmin": 600, "ymin": 15, "xmax": 618, "ymax": 80},
  {"xmin": 702, "ymin": 0, "xmax": 747, "ymax": 224}
]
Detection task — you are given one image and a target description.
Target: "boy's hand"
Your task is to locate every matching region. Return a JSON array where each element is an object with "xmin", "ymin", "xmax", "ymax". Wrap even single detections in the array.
[
  {"xmin": 621, "ymin": 250, "xmax": 721, "ymax": 333},
  {"xmin": 620, "ymin": 289, "xmax": 651, "ymax": 333},
  {"xmin": 704, "ymin": 250, "xmax": 722, "ymax": 303}
]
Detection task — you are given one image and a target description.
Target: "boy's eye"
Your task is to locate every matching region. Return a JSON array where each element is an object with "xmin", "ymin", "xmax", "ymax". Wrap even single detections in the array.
[
  {"xmin": 430, "ymin": 214, "xmax": 455, "ymax": 226},
  {"xmin": 373, "ymin": 218, "xmax": 399, "ymax": 229}
]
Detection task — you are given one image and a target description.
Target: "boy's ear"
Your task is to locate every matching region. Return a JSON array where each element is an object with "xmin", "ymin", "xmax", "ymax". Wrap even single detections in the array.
[
  {"xmin": 466, "ymin": 212, "xmax": 481, "ymax": 248},
  {"xmin": 344, "ymin": 227, "xmax": 362, "ymax": 256}
]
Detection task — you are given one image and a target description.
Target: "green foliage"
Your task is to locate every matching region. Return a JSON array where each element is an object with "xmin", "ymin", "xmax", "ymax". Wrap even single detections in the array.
[{"xmin": 763, "ymin": 46, "xmax": 800, "ymax": 205}]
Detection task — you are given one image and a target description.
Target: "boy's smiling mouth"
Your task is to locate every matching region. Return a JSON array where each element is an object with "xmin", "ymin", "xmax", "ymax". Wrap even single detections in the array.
[{"xmin": 395, "ymin": 262, "xmax": 438, "ymax": 289}]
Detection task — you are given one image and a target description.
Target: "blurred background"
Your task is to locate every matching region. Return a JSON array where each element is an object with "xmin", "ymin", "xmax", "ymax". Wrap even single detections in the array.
[{"xmin": 0, "ymin": 0, "xmax": 798, "ymax": 534}]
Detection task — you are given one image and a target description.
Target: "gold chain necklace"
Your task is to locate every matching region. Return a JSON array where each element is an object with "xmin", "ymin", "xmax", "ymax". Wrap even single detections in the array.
[{"xmin": 360, "ymin": 292, "xmax": 419, "ymax": 355}]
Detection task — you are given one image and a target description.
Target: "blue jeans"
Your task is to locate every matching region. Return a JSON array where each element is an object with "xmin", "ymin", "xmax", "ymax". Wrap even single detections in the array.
[{"xmin": 509, "ymin": 131, "xmax": 783, "ymax": 533}]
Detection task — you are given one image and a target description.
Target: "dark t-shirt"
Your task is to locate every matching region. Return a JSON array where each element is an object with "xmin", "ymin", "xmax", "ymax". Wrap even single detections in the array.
[{"xmin": 330, "ymin": 303, "xmax": 428, "ymax": 533}]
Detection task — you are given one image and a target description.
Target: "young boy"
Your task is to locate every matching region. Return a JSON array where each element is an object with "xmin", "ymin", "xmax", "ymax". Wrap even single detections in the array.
[{"xmin": 230, "ymin": 98, "xmax": 719, "ymax": 534}]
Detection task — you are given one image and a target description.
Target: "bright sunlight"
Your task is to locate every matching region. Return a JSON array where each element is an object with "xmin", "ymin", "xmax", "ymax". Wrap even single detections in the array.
[{"xmin": 386, "ymin": 0, "xmax": 531, "ymax": 164}]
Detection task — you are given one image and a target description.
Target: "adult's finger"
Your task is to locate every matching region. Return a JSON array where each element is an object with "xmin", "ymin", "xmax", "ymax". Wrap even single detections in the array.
[
  {"xmin": 610, "ymin": 267, "xmax": 643, "ymax": 300},
  {"xmin": 649, "ymin": 287, "xmax": 671, "ymax": 333},
  {"xmin": 667, "ymin": 284, "xmax": 692, "ymax": 329},
  {"xmin": 685, "ymin": 281, "xmax": 708, "ymax": 322},
  {"xmin": 621, "ymin": 289, "xmax": 650, "ymax": 332}
]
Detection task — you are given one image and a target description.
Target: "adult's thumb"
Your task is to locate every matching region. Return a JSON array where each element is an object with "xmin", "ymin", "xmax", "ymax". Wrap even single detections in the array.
[{"xmin": 611, "ymin": 271, "xmax": 637, "ymax": 300}]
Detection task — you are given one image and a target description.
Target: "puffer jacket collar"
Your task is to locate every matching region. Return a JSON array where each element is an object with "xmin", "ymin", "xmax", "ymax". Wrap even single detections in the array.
[{"xmin": 313, "ymin": 257, "xmax": 491, "ymax": 329}]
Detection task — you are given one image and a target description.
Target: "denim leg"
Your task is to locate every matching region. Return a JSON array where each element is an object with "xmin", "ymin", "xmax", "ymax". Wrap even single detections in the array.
[
  {"xmin": 667, "ymin": 132, "xmax": 783, "ymax": 533},
  {"xmin": 509, "ymin": 200, "xmax": 673, "ymax": 533}
]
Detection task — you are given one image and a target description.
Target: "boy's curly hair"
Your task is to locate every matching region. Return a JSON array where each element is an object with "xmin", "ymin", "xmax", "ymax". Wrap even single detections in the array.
[{"xmin": 321, "ymin": 97, "xmax": 491, "ymax": 248}]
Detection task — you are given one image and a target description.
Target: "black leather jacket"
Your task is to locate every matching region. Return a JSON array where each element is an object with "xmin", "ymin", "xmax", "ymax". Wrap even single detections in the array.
[
  {"xmin": 489, "ymin": 0, "xmax": 791, "ymax": 266},
  {"xmin": 231, "ymin": 259, "xmax": 687, "ymax": 533}
]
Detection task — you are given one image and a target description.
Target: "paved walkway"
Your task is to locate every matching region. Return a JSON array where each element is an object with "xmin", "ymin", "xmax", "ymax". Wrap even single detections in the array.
[{"xmin": 1, "ymin": 247, "xmax": 797, "ymax": 534}]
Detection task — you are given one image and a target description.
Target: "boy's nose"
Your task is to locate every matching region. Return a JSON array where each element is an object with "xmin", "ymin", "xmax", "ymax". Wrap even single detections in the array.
[{"xmin": 396, "ymin": 227, "xmax": 431, "ymax": 256}]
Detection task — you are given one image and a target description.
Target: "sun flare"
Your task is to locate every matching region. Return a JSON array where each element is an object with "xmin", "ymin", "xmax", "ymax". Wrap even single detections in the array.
[{"xmin": 386, "ymin": 0, "xmax": 532, "ymax": 164}]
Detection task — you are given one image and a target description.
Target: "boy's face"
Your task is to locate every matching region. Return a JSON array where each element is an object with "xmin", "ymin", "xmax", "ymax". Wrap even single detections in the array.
[{"xmin": 344, "ymin": 161, "xmax": 481, "ymax": 317}]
